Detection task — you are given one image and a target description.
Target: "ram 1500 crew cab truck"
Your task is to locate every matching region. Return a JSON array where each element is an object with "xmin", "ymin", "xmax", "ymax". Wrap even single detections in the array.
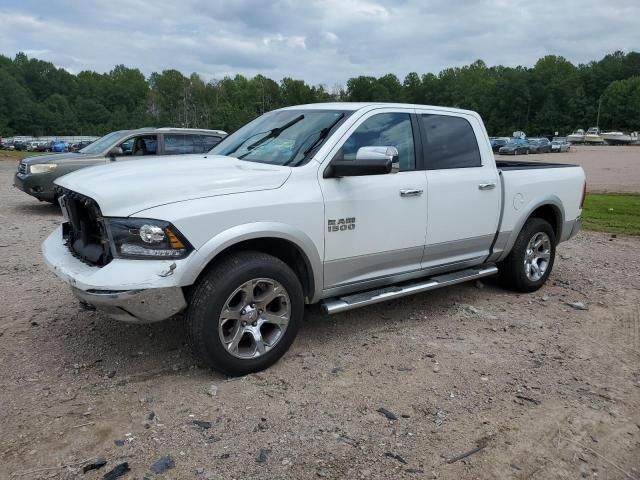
[{"xmin": 42, "ymin": 103, "xmax": 586, "ymax": 375}]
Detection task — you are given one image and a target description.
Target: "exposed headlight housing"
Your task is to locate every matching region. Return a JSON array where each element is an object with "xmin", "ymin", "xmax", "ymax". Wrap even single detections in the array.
[
  {"xmin": 30, "ymin": 163, "xmax": 57, "ymax": 174},
  {"xmin": 105, "ymin": 218, "xmax": 193, "ymax": 259}
]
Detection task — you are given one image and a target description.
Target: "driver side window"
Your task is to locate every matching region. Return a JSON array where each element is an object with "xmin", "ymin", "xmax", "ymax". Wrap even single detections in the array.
[
  {"xmin": 117, "ymin": 135, "xmax": 157, "ymax": 156},
  {"xmin": 337, "ymin": 113, "xmax": 416, "ymax": 171}
]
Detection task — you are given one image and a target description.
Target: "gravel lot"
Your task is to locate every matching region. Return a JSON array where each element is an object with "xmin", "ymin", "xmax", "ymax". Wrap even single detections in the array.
[
  {"xmin": 497, "ymin": 145, "xmax": 640, "ymax": 193},
  {"xmin": 1, "ymin": 157, "xmax": 639, "ymax": 480}
]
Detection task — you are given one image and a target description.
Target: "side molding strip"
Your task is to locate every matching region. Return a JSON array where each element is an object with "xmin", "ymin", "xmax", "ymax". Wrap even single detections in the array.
[{"xmin": 321, "ymin": 265, "xmax": 498, "ymax": 314}]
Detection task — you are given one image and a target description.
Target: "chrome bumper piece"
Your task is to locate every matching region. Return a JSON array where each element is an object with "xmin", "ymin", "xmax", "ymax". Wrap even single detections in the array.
[{"xmin": 72, "ymin": 287, "xmax": 187, "ymax": 323}]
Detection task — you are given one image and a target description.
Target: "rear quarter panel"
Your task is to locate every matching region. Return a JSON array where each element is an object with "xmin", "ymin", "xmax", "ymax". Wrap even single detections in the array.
[{"xmin": 497, "ymin": 166, "xmax": 585, "ymax": 260}]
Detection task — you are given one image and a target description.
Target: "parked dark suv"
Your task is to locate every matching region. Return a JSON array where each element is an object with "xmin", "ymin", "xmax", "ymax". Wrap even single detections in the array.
[
  {"xmin": 526, "ymin": 138, "xmax": 552, "ymax": 154},
  {"xmin": 14, "ymin": 127, "xmax": 227, "ymax": 203}
]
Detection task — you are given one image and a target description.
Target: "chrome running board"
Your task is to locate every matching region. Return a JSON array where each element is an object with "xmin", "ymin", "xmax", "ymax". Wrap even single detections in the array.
[{"xmin": 321, "ymin": 265, "xmax": 498, "ymax": 315}]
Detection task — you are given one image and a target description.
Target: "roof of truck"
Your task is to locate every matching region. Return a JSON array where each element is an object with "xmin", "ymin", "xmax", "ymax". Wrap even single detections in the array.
[
  {"xmin": 132, "ymin": 127, "xmax": 227, "ymax": 135},
  {"xmin": 279, "ymin": 102, "xmax": 479, "ymax": 117}
]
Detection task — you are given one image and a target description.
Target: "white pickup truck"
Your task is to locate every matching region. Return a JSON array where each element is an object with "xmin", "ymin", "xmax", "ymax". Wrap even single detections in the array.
[{"xmin": 42, "ymin": 103, "xmax": 585, "ymax": 375}]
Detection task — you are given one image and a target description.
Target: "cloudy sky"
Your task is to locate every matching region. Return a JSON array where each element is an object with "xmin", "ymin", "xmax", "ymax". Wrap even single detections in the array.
[{"xmin": 1, "ymin": 0, "xmax": 638, "ymax": 85}]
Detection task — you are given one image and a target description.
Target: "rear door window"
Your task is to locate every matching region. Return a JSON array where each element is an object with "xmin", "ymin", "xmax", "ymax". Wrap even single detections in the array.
[
  {"xmin": 419, "ymin": 114, "xmax": 481, "ymax": 169},
  {"xmin": 163, "ymin": 134, "xmax": 198, "ymax": 154},
  {"xmin": 201, "ymin": 135, "xmax": 223, "ymax": 151}
]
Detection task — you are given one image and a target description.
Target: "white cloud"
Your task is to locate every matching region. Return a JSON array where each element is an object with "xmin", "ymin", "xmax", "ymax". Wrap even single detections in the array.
[{"xmin": 0, "ymin": 0, "xmax": 638, "ymax": 85}]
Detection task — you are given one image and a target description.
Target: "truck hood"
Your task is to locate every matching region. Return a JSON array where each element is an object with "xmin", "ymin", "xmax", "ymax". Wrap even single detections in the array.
[
  {"xmin": 21, "ymin": 152, "xmax": 84, "ymax": 165},
  {"xmin": 55, "ymin": 154, "xmax": 292, "ymax": 216}
]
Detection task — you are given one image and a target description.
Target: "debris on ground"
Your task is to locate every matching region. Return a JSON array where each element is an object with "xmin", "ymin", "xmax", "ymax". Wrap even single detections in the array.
[
  {"xmin": 82, "ymin": 458, "xmax": 107, "ymax": 474},
  {"xmin": 192, "ymin": 420, "xmax": 212, "ymax": 429},
  {"xmin": 376, "ymin": 407, "xmax": 398, "ymax": 420},
  {"xmin": 446, "ymin": 444, "xmax": 486, "ymax": 464},
  {"xmin": 515, "ymin": 394, "xmax": 541, "ymax": 405},
  {"xmin": 256, "ymin": 449, "xmax": 271, "ymax": 463},
  {"xmin": 150, "ymin": 455, "xmax": 175, "ymax": 474},
  {"xmin": 206, "ymin": 384, "xmax": 218, "ymax": 397},
  {"xmin": 384, "ymin": 452, "xmax": 407, "ymax": 464},
  {"xmin": 567, "ymin": 301, "xmax": 588, "ymax": 310},
  {"xmin": 102, "ymin": 462, "xmax": 130, "ymax": 480}
]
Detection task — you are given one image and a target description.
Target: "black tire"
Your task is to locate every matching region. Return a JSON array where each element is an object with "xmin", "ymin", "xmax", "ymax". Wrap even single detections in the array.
[
  {"xmin": 498, "ymin": 217, "xmax": 556, "ymax": 293},
  {"xmin": 187, "ymin": 251, "xmax": 304, "ymax": 376}
]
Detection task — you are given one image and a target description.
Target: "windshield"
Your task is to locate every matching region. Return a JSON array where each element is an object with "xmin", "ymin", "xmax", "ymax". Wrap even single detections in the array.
[
  {"xmin": 210, "ymin": 109, "xmax": 350, "ymax": 166},
  {"xmin": 79, "ymin": 131, "xmax": 126, "ymax": 155}
]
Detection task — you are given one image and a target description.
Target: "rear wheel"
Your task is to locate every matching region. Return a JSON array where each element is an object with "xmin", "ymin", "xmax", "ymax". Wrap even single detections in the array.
[
  {"xmin": 499, "ymin": 217, "xmax": 556, "ymax": 292},
  {"xmin": 187, "ymin": 251, "xmax": 304, "ymax": 376}
]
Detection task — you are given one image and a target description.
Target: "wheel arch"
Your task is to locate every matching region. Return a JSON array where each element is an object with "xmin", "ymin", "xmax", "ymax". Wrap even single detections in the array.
[
  {"xmin": 528, "ymin": 203, "xmax": 562, "ymax": 240},
  {"xmin": 499, "ymin": 197, "xmax": 565, "ymax": 262},
  {"xmin": 181, "ymin": 223, "xmax": 323, "ymax": 303}
]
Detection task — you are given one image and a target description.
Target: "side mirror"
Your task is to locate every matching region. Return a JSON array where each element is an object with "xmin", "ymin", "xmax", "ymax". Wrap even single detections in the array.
[
  {"xmin": 325, "ymin": 146, "xmax": 400, "ymax": 178},
  {"xmin": 108, "ymin": 146, "xmax": 123, "ymax": 161},
  {"xmin": 356, "ymin": 146, "xmax": 400, "ymax": 173}
]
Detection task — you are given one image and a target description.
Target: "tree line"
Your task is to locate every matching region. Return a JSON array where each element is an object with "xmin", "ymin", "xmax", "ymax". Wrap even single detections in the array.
[{"xmin": 1, "ymin": 50, "xmax": 639, "ymax": 137}]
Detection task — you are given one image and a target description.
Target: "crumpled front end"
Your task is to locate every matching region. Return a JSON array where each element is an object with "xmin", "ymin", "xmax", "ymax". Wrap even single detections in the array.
[
  {"xmin": 42, "ymin": 188, "xmax": 192, "ymax": 323},
  {"xmin": 43, "ymin": 225, "xmax": 188, "ymax": 323}
]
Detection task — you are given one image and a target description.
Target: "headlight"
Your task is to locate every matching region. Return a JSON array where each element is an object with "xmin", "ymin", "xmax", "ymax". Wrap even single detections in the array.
[
  {"xmin": 29, "ymin": 163, "xmax": 57, "ymax": 174},
  {"xmin": 105, "ymin": 218, "xmax": 193, "ymax": 259}
]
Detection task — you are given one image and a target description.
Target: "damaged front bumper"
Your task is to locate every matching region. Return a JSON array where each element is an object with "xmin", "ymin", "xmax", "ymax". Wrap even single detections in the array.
[
  {"xmin": 42, "ymin": 226, "xmax": 188, "ymax": 323},
  {"xmin": 72, "ymin": 287, "xmax": 186, "ymax": 323}
]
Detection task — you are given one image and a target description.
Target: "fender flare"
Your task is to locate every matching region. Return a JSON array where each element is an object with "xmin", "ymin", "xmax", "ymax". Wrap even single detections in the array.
[
  {"xmin": 179, "ymin": 222, "xmax": 323, "ymax": 301},
  {"xmin": 498, "ymin": 196, "xmax": 565, "ymax": 262}
]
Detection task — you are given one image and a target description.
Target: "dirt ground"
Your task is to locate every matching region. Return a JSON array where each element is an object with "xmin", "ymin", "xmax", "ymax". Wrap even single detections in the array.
[
  {"xmin": 0, "ymin": 156, "xmax": 639, "ymax": 480},
  {"xmin": 497, "ymin": 145, "xmax": 640, "ymax": 194}
]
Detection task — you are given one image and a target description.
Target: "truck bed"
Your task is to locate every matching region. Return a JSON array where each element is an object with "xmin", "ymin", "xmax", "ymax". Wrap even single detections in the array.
[
  {"xmin": 495, "ymin": 160, "xmax": 585, "ymax": 261},
  {"xmin": 496, "ymin": 160, "xmax": 578, "ymax": 170}
]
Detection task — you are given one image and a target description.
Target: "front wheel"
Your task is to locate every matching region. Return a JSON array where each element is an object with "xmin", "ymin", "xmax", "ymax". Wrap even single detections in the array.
[
  {"xmin": 499, "ymin": 217, "xmax": 556, "ymax": 292},
  {"xmin": 187, "ymin": 251, "xmax": 304, "ymax": 376}
]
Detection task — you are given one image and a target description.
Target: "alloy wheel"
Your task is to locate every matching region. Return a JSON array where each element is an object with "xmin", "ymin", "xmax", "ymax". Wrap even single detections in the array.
[
  {"xmin": 218, "ymin": 278, "xmax": 291, "ymax": 359},
  {"xmin": 523, "ymin": 232, "xmax": 551, "ymax": 282}
]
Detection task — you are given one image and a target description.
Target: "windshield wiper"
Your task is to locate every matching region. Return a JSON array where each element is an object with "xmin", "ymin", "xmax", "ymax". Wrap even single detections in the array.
[
  {"xmin": 304, "ymin": 113, "xmax": 345, "ymax": 158},
  {"xmin": 284, "ymin": 113, "xmax": 345, "ymax": 167},
  {"xmin": 246, "ymin": 114, "xmax": 305, "ymax": 151}
]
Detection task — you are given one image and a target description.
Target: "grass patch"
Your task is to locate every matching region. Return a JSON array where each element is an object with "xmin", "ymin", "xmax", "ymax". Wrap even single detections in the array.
[
  {"xmin": 582, "ymin": 193, "xmax": 640, "ymax": 235},
  {"xmin": 0, "ymin": 150, "xmax": 51, "ymax": 161}
]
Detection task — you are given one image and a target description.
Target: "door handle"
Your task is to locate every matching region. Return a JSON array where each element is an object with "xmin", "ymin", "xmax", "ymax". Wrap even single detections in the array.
[
  {"xmin": 399, "ymin": 189, "xmax": 424, "ymax": 197},
  {"xmin": 478, "ymin": 183, "xmax": 496, "ymax": 190}
]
